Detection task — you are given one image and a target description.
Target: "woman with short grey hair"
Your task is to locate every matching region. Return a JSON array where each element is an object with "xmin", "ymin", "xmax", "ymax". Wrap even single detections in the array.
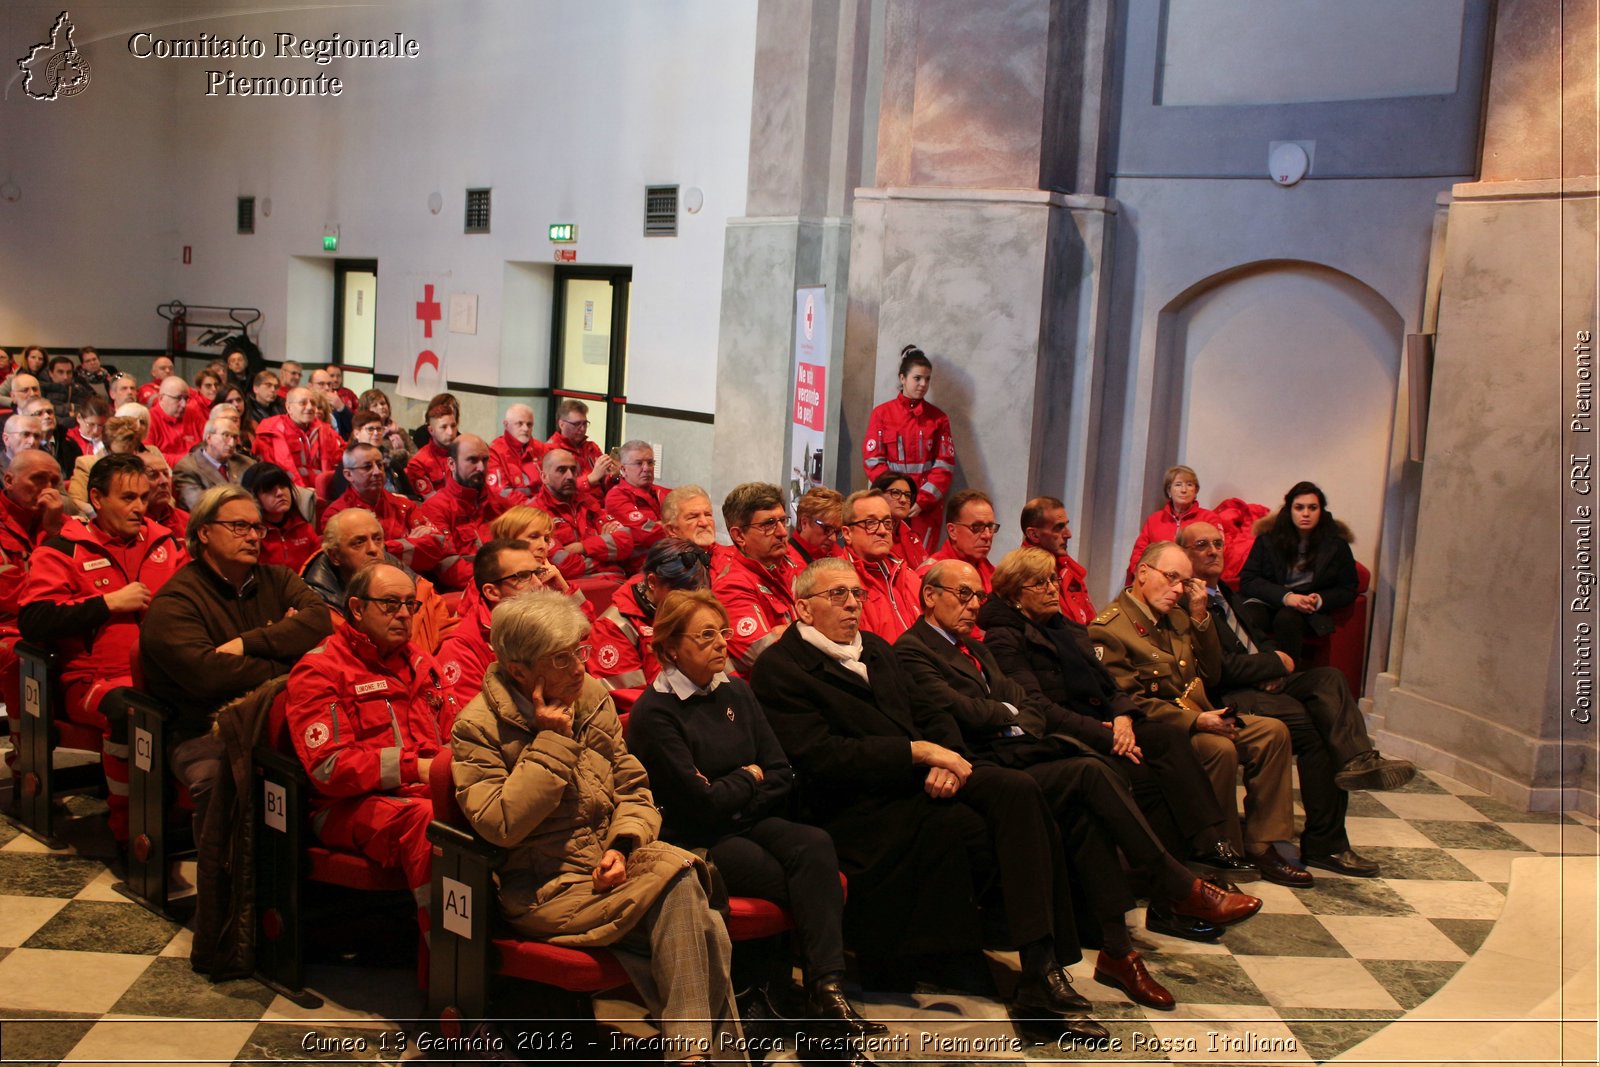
[{"xmin": 452, "ymin": 589, "xmax": 745, "ymax": 1063}]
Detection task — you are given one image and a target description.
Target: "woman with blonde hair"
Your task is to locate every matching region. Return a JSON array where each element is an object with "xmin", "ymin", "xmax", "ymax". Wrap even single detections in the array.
[
  {"xmin": 68, "ymin": 414, "xmax": 161, "ymax": 511},
  {"xmin": 1124, "ymin": 464, "xmax": 1224, "ymax": 584}
]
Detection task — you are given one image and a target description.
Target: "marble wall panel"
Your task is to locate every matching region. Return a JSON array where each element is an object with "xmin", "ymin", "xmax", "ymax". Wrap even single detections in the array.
[{"xmin": 1479, "ymin": 0, "xmax": 1599, "ymax": 182}]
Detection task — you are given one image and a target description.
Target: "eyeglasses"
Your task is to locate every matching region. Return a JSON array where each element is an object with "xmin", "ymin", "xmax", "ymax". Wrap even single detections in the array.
[
  {"xmin": 931, "ymin": 584, "xmax": 988, "ymax": 605},
  {"xmin": 209, "ymin": 519, "xmax": 267, "ymax": 538},
  {"xmin": 804, "ymin": 586, "xmax": 870, "ymax": 605},
  {"xmin": 356, "ymin": 595, "xmax": 422, "ymax": 616},
  {"xmin": 810, "ymin": 519, "xmax": 842, "ymax": 539},
  {"xmin": 1142, "ymin": 565, "xmax": 1189, "ymax": 589},
  {"xmin": 883, "ymin": 488, "xmax": 913, "ymax": 501},
  {"xmin": 543, "ymin": 644, "xmax": 593, "ymax": 671},
  {"xmin": 689, "ymin": 627, "xmax": 734, "ymax": 647},
  {"xmin": 649, "ymin": 547, "xmax": 710, "ymax": 583},
  {"xmin": 343, "ymin": 461, "xmax": 382, "ymax": 474},
  {"xmin": 1023, "ymin": 575, "xmax": 1062, "ymax": 591},
  {"xmin": 1186, "ymin": 538, "xmax": 1225, "ymax": 550},
  {"xmin": 742, "ymin": 516, "xmax": 789, "ymax": 535},
  {"xmin": 952, "ymin": 521, "xmax": 1002, "ymax": 536},
  {"xmin": 624, "ymin": 459, "xmax": 656, "ymax": 468},
  {"xmin": 561, "ymin": 419, "xmax": 590, "ymax": 430},
  {"xmin": 490, "ymin": 568, "xmax": 541, "ymax": 588},
  {"xmin": 844, "ymin": 517, "xmax": 893, "ymax": 533}
]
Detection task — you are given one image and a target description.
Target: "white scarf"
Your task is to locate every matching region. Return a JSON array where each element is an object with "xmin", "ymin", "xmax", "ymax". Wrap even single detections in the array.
[{"xmin": 797, "ymin": 622, "xmax": 869, "ymax": 682}]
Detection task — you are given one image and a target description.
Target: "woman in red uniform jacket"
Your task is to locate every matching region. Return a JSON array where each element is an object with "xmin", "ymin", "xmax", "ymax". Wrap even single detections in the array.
[{"xmin": 862, "ymin": 345, "xmax": 956, "ymax": 548}]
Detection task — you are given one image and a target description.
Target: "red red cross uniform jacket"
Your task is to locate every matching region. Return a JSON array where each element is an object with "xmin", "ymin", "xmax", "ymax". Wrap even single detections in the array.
[
  {"xmin": 487, "ymin": 431, "xmax": 544, "ymax": 506},
  {"xmin": 147, "ymin": 404, "xmax": 200, "ymax": 465},
  {"xmin": 925, "ymin": 542, "xmax": 996, "ymax": 590},
  {"xmin": 1057, "ymin": 552, "xmax": 1097, "ymax": 626},
  {"xmin": 711, "ymin": 549, "xmax": 798, "ymax": 674},
  {"xmin": 862, "ymin": 393, "xmax": 957, "ymax": 543},
  {"xmin": 320, "ymin": 487, "xmax": 416, "ymax": 548},
  {"xmin": 402, "ymin": 477, "xmax": 495, "ymax": 591},
  {"xmin": 19, "ymin": 516, "xmax": 188, "ymax": 687},
  {"xmin": 589, "ymin": 576, "xmax": 661, "ymax": 692},
  {"xmin": 1125, "ymin": 502, "xmax": 1226, "ymax": 585},
  {"xmin": 893, "ymin": 520, "xmax": 929, "ymax": 569},
  {"xmin": 404, "ymin": 440, "xmax": 451, "ymax": 500},
  {"xmin": 253, "ymin": 415, "xmax": 344, "ymax": 488},
  {"xmin": 603, "ymin": 481, "xmax": 670, "ymax": 559},
  {"xmin": 435, "ymin": 593, "xmax": 493, "ymax": 709},
  {"xmin": 531, "ymin": 485, "xmax": 634, "ymax": 580},
  {"xmin": 0, "ymin": 494, "xmax": 47, "ymax": 711},
  {"xmin": 286, "ymin": 626, "xmax": 457, "ymax": 808},
  {"xmin": 848, "ymin": 549, "xmax": 923, "ymax": 643},
  {"xmin": 259, "ymin": 512, "xmax": 319, "ymax": 573}
]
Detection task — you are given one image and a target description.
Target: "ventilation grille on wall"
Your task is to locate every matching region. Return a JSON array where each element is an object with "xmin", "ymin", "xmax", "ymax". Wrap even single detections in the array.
[
  {"xmin": 644, "ymin": 185, "xmax": 678, "ymax": 236},
  {"xmin": 237, "ymin": 196, "xmax": 255, "ymax": 234},
  {"xmin": 465, "ymin": 188, "xmax": 491, "ymax": 234}
]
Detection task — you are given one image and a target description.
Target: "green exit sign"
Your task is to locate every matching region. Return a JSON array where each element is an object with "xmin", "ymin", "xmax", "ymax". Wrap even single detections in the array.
[
  {"xmin": 548, "ymin": 223, "xmax": 577, "ymax": 243},
  {"xmin": 323, "ymin": 234, "xmax": 339, "ymax": 252}
]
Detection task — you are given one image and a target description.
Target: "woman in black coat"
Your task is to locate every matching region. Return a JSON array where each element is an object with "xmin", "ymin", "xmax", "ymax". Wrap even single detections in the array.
[
  {"xmin": 977, "ymin": 548, "xmax": 1249, "ymax": 875},
  {"xmin": 1237, "ymin": 481, "xmax": 1359, "ymax": 661},
  {"xmin": 626, "ymin": 589, "xmax": 882, "ymax": 1038}
]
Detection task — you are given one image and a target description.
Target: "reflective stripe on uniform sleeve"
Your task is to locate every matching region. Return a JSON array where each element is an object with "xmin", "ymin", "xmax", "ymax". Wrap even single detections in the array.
[
  {"xmin": 380, "ymin": 746, "xmax": 401, "ymax": 789},
  {"xmin": 313, "ymin": 752, "xmax": 339, "ymax": 784},
  {"xmin": 601, "ymin": 669, "xmax": 647, "ymax": 690}
]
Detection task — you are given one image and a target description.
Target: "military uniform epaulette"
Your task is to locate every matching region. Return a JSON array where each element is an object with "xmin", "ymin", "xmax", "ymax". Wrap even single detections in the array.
[{"xmin": 1093, "ymin": 604, "xmax": 1120, "ymax": 626}]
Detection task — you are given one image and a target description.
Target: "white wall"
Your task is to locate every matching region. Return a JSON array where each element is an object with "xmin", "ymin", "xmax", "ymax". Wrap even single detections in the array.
[
  {"xmin": 1172, "ymin": 263, "xmax": 1404, "ymax": 564},
  {"xmin": 2, "ymin": 0, "xmax": 756, "ymax": 434}
]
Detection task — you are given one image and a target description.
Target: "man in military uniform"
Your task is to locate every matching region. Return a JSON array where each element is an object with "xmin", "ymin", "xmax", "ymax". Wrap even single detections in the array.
[{"xmin": 1090, "ymin": 541, "xmax": 1310, "ymax": 887}]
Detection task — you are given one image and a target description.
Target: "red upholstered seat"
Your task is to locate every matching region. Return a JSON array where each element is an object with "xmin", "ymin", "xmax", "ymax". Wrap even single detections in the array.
[
  {"xmin": 438, "ymin": 590, "xmax": 464, "ymax": 615},
  {"xmin": 1302, "ymin": 560, "xmax": 1371, "ymax": 695},
  {"xmin": 494, "ymin": 939, "xmax": 632, "ymax": 990},
  {"xmin": 572, "ymin": 576, "xmax": 621, "ymax": 608},
  {"xmin": 607, "ymin": 687, "xmax": 643, "ymax": 714}
]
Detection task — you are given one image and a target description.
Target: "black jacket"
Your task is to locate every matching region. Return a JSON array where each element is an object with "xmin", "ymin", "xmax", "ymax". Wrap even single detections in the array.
[
  {"xmin": 1211, "ymin": 581, "xmax": 1293, "ymax": 690},
  {"xmin": 975, "ymin": 596, "xmax": 1142, "ymax": 755},
  {"xmin": 1238, "ymin": 524, "xmax": 1359, "ymax": 613}
]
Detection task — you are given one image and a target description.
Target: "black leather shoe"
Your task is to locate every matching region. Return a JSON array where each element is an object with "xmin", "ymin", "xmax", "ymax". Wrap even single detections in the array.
[
  {"xmin": 1304, "ymin": 848, "xmax": 1381, "ymax": 878},
  {"xmin": 1248, "ymin": 848, "xmax": 1315, "ymax": 888},
  {"xmin": 808, "ymin": 975, "xmax": 888, "ymax": 1037},
  {"xmin": 1335, "ymin": 750, "xmax": 1417, "ymax": 792},
  {"xmin": 1194, "ymin": 841, "xmax": 1258, "ymax": 872},
  {"xmin": 1013, "ymin": 967, "xmax": 1091, "ymax": 1014},
  {"xmin": 1145, "ymin": 901, "xmax": 1222, "ymax": 942},
  {"xmin": 1056, "ymin": 1016, "xmax": 1111, "ymax": 1042}
]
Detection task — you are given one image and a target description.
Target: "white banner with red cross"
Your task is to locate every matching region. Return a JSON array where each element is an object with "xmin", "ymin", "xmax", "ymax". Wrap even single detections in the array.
[{"xmin": 398, "ymin": 273, "xmax": 451, "ymax": 401}]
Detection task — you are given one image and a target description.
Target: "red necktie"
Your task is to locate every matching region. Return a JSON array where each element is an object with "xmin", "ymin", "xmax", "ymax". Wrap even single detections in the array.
[{"xmin": 958, "ymin": 642, "xmax": 984, "ymax": 679}]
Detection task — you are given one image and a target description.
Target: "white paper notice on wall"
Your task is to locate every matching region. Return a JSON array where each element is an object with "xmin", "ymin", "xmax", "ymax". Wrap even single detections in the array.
[
  {"xmin": 448, "ymin": 293, "xmax": 478, "ymax": 335},
  {"xmin": 441, "ymin": 876, "xmax": 473, "ymax": 938},
  {"xmin": 582, "ymin": 334, "xmax": 610, "ymax": 365}
]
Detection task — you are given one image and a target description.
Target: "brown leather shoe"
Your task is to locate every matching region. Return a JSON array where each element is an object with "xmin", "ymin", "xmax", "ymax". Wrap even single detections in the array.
[
  {"xmin": 1248, "ymin": 848, "xmax": 1315, "ymax": 888},
  {"xmin": 1170, "ymin": 877, "xmax": 1263, "ymax": 926},
  {"xmin": 1093, "ymin": 950, "xmax": 1175, "ymax": 1011}
]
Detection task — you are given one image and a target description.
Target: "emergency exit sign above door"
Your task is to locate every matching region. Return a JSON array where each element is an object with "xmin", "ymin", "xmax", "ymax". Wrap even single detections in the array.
[{"xmin": 548, "ymin": 223, "xmax": 577, "ymax": 243}]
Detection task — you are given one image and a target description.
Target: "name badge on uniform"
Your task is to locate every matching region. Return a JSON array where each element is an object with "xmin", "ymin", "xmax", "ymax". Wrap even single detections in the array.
[
  {"xmin": 355, "ymin": 680, "xmax": 389, "ymax": 695},
  {"xmin": 82, "ymin": 558, "xmax": 111, "ymax": 571}
]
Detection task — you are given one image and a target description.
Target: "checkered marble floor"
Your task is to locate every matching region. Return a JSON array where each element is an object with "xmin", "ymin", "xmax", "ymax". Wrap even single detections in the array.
[{"xmin": 1, "ymin": 765, "xmax": 1595, "ymax": 1065}]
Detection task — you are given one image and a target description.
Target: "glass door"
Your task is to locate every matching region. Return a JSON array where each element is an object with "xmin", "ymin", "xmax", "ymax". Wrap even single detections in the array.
[
  {"xmin": 550, "ymin": 266, "xmax": 630, "ymax": 449},
  {"xmin": 333, "ymin": 259, "xmax": 378, "ymax": 395}
]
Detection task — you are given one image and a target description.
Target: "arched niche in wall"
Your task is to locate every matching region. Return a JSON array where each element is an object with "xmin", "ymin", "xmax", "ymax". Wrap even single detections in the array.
[{"xmin": 1146, "ymin": 260, "xmax": 1404, "ymax": 576}]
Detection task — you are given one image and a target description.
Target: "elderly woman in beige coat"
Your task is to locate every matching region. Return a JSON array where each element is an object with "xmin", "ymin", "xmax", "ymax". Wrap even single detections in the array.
[{"xmin": 451, "ymin": 589, "xmax": 744, "ymax": 1064}]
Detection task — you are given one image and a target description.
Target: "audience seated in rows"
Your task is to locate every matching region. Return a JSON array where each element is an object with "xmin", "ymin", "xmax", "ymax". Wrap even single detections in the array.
[
  {"xmin": 172, "ymin": 410, "xmax": 252, "ymax": 511},
  {"xmin": 1124, "ymin": 464, "xmax": 1225, "ymax": 585},
  {"xmin": 605, "ymin": 440, "xmax": 668, "ymax": 556},
  {"xmin": 1020, "ymin": 496, "xmax": 1095, "ymax": 626},
  {"xmin": 486, "ymin": 402, "xmax": 542, "ymax": 507},
  {"xmin": 532, "ymin": 448, "xmax": 634, "ymax": 580},
  {"xmin": 591, "ymin": 536, "xmax": 712, "ymax": 693},
  {"xmin": 254, "ymin": 387, "xmax": 343, "ymax": 488},
  {"xmin": 870, "ymin": 472, "xmax": 929, "ymax": 568},
  {"xmin": 404, "ymin": 399, "xmax": 457, "ymax": 499},
  {"xmin": 302, "ymin": 508, "xmax": 456, "ymax": 654},
  {"xmin": 840, "ymin": 489, "xmax": 921, "ymax": 642},
  {"xmin": 547, "ymin": 397, "xmax": 618, "ymax": 493},
  {"xmin": 788, "ymin": 486, "xmax": 844, "ymax": 568},
  {"xmin": 928, "ymin": 488, "xmax": 999, "ymax": 592},
  {"xmin": 403, "ymin": 434, "xmax": 496, "ymax": 591},
  {"xmin": 712, "ymin": 482, "xmax": 797, "ymax": 675}
]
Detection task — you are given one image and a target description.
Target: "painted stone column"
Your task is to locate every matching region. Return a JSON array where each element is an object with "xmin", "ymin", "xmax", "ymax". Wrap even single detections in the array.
[{"xmin": 1373, "ymin": 0, "xmax": 1598, "ymax": 813}]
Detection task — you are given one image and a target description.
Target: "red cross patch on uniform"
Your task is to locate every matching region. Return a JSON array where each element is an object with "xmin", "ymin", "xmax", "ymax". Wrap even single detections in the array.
[
  {"xmin": 442, "ymin": 660, "xmax": 461, "ymax": 686},
  {"xmin": 736, "ymin": 616, "xmax": 758, "ymax": 638},
  {"xmin": 304, "ymin": 722, "xmax": 330, "ymax": 748},
  {"xmin": 597, "ymin": 645, "xmax": 620, "ymax": 670}
]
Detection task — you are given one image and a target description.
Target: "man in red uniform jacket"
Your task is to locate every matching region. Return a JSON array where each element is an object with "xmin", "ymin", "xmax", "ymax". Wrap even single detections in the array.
[
  {"xmin": 19, "ymin": 454, "xmax": 188, "ymax": 841},
  {"xmin": 404, "ymin": 400, "xmax": 458, "ymax": 500},
  {"xmin": 841, "ymin": 490, "xmax": 922, "ymax": 642},
  {"xmin": 287, "ymin": 562, "xmax": 458, "ymax": 939},
  {"xmin": 435, "ymin": 538, "xmax": 546, "ymax": 706},
  {"xmin": 136, "ymin": 356, "xmax": 175, "ymax": 406},
  {"xmin": 322, "ymin": 442, "xmax": 416, "ymax": 547},
  {"xmin": 253, "ymin": 388, "xmax": 343, "ymax": 488},
  {"xmin": 545, "ymin": 398, "xmax": 618, "ymax": 494},
  {"xmin": 926, "ymin": 489, "xmax": 999, "ymax": 592},
  {"xmin": 1021, "ymin": 496, "xmax": 1096, "ymax": 626},
  {"xmin": 590, "ymin": 536, "xmax": 709, "ymax": 695},
  {"xmin": 531, "ymin": 448, "xmax": 633, "ymax": 580},
  {"xmin": 402, "ymin": 434, "xmax": 496, "ymax": 591},
  {"xmin": 141, "ymin": 452, "xmax": 190, "ymax": 546},
  {"xmin": 603, "ymin": 440, "xmax": 669, "ymax": 559},
  {"xmin": 486, "ymin": 403, "xmax": 543, "ymax": 507},
  {"xmin": 0, "ymin": 451, "xmax": 67, "ymax": 724},
  {"xmin": 147, "ymin": 377, "xmax": 201, "ymax": 465},
  {"xmin": 710, "ymin": 481, "xmax": 798, "ymax": 674}
]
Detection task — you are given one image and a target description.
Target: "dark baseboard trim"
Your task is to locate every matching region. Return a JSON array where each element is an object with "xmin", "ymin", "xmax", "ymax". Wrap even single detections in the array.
[{"xmin": 625, "ymin": 403, "xmax": 715, "ymax": 425}]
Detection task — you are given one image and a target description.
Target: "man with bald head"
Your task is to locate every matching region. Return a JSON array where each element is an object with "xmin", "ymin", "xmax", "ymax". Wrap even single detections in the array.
[
  {"xmin": 1092, "ymin": 541, "xmax": 1308, "ymax": 888},
  {"xmin": 486, "ymin": 402, "xmax": 543, "ymax": 506},
  {"xmin": 137, "ymin": 355, "xmax": 175, "ymax": 405},
  {"xmin": 7, "ymin": 373, "xmax": 42, "ymax": 414},
  {"xmin": 3, "ymin": 415, "xmax": 43, "ymax": 464},
  {"xmin": 286, "ymin": 561, "xmax": 457, "ymax": 942},
  {"xmin": 252, "ymin": 385, "xmax": 345, "ymax": 487},
  {"xmin": 531, "ymin": 447, "xmax": 633, "ymax": 580},
  {"xmin": 402, "ymin": 434, "xmax": 497, "ymax": 591},
  {"xmin": 1178, "ymin": 523, "xmax": 1411, "ymax": 876},
  {"xmin": 148, "ymin": 376, "xmax": 201, "ymax": 463}
]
